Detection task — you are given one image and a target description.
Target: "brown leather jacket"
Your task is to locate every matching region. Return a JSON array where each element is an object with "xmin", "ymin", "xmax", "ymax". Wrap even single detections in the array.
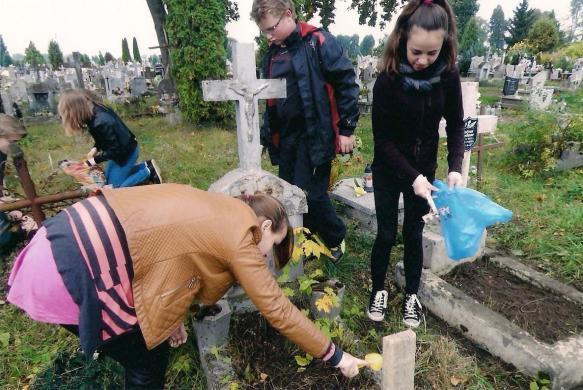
[{"xmin": 102, "ymin": 184, "xmax": 329, "ymax": 357}]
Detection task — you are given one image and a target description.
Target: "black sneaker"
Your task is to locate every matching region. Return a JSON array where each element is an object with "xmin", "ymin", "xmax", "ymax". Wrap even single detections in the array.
[
  {"xmin": 402, "ymin": 293, "xmax": 423, "ymax": 328},
  {"xmin": 329, "ymin": 240, "xmax": 345, "ymax": 263},
  {"xmin": 367, "ymin": 290, "xmax": 388, "ymax": 322},
  {"xmin": 146, "ymin": 159, "xmax": 163, "ymax": 184}
]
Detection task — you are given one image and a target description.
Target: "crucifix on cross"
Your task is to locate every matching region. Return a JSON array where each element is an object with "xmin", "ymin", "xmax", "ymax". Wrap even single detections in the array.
[{"xmin": 202, "ymin": 42, "xmax": 286, "ymax": 171}]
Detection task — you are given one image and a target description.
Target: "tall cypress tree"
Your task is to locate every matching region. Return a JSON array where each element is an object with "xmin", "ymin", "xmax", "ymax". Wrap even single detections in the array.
[
  {"xmin": 132, "ymin": 37, "xmax": 142, "ymax": 63},
  {"xmin": 507, "ymin": 0, "xmax": 536, "ymax": 46},
  {"xmin": 24, "ymin": 41, "xmax": 44, "ymax": 67},
  {"xmin": 489, "ymin": 6, "xmax": 506, "ymax": 52},
  {"xmin": 48, "ymin": 40, "xmax": 64, "ymax": 70},
  {"xmin": 449, "ymin": 0, "xmax": 480, "ymax": 40},
  {"xmin": 121, "ymin": 38, "xmax": 132, "ymax": 63},
  {"xmin": 0, "ymin": 35, "xmax": 12, "ymax": 67},
  {"xmin": 165, "ymin": 0, "xmax": 231, "ymax": 124}
]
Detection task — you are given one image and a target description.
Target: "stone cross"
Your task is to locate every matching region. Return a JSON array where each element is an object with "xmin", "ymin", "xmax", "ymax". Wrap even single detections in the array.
[{"xmin": 202, "ymin": 42, "xmax": 286, "ymax": 170}]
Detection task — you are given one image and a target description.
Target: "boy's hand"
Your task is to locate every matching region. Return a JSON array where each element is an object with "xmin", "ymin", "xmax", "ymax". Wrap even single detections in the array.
[{"xmin": 338, "ymin": 135, "xmax": 355, "ymax": 154}]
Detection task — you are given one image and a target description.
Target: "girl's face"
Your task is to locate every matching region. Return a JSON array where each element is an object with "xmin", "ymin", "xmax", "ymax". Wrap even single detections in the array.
[
  {"xmin": 406, "ymin": 26, "xmax": 445, "ymax": 71},
  {"xmin": 257, "ymin": 219, "xmax": 288, "ymax": 258}
]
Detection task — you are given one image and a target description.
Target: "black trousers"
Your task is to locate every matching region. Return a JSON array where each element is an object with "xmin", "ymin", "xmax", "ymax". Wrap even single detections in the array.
[
  {"xmin": 370, "ymin": 171, "xmax": 432, "ymax": 294},
  {"xmin": 63, "ymin": 326, "xmax": 170, "ymax": 389},
  {"xmin": 278, "ymin": 137, "xmax": 345, "ymax": 248}
]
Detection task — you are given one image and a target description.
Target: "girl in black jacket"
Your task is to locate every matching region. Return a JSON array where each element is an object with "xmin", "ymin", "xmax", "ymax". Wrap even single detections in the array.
[
  {"xmin": 367, "ymin": 0, "xmax": 464, "ymax": 327},
  {"xmin": 58, "ymin": 89, "xmax": 161, "ymax": 188}
]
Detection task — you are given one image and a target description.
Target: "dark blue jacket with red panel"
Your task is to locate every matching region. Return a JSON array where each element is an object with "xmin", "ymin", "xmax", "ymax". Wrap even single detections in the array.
[{"xmin": 260, "ymin": 22, "xmax": 360, "ymax": 166}]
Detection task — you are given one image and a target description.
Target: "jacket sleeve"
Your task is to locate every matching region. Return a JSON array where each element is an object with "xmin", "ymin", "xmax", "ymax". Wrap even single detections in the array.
[
  {"xmin": 90, "ymin": 120, "xmax": 126, "ymax": 164},
  {"xmin": 229, "ymin": 231, "xmax": 330, "ymax": 358},
  {"xmin": 443, "ymin": 69, "xmax": 465, "ymax": 174},
  {"xmin": 372, "ymin": 75, "xmax": 420, "ymax": 184},
  {"xmin": 318, "ymin": 32, "xmax": 360, "ymax": 136}
]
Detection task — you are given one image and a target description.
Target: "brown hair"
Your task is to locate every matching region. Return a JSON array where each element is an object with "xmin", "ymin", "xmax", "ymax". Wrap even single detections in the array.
[
  {"xmin": 381, "ymin": 0, "xmax": 458, "ymax": 75},
  {"xmin": 238, "ymin": 193, "xmax": 293, "ymax": 269},
  {"xmin": 251, "ymin": 0, "xmax": 296, "ymax": 23},
  {"xmin": 57, "ymin": 89, "xmax": 104, "ymax": 136},
  {"xmin": 0, "ymin": 114, "xmax": 27, "ymax": 141}
]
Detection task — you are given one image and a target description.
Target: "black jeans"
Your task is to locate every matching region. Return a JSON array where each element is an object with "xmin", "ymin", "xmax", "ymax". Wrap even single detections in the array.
[
  {"xmin": 63, "ymin": 325, "xmax": 170, "ymax": 389},
  {"xmin": 279, "ymin": 137, "xmax": 345, "ymax": 248},
  {"xmin": 370, "ymin": 171, "xmax": 431, "ymax": 294}
]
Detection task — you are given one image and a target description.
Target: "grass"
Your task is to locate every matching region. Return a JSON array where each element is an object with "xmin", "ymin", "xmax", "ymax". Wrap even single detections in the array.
[{"xmin": 1, "ymin": 87, "xmax": 582, "ymax": 388}]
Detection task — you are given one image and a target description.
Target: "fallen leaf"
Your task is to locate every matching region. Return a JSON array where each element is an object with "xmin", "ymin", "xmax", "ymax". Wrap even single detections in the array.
[
  {"xmin": 260, "ymin": 373, "xmax": 268, "ymax": 382},
  {"xmin": 450, "ymin": 375, "xmax": 468, "ymax": 386},
  {"xmin": 315, "ymin": 295, "xmax": 333, "ymax": 313}
]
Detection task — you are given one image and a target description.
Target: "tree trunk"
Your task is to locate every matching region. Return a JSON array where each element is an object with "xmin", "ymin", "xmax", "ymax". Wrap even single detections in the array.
[{"xmin": 146, "ymin": 0, "xmax": 171, "ymax": 78}]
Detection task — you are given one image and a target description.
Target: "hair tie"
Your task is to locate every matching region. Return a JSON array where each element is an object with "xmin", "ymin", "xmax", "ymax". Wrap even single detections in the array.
[{"xmin": 423, "ymin": 0, "xmax": 433, "ymax": 4}]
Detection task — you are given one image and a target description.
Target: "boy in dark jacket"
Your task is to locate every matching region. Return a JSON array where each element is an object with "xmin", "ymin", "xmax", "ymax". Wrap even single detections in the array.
[{"xmin": 252, "ymin": 0, "xmax": 360, "ymax": 261}]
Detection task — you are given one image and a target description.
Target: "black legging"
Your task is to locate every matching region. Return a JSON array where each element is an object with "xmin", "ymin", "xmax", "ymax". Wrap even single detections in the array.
[{"xmin": 370, "ymin": 171, "xmax": 432, "ymax": 294}]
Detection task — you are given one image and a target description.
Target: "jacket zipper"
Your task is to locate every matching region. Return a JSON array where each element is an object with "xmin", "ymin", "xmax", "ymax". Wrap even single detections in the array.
[{"xmin": 160, "ymin": 276, "xmax": 199, "ymax": 298}]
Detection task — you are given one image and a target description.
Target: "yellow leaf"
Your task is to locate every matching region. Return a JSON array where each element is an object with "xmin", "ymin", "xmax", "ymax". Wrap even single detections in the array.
[
  {"xmin": 303, "ymin": 239, "xmax": 322, "ymax": 258},
  {"xmin": 365, "ymin": 353, "xmax": 383, "ymax": 371},
  {"xmin": 354, "ymin": 186, "xmax": 366, "ymax": 197},
  {"xmin": 260, "ymin": 373, "xmax": 268, "ymax": 382},
  {"xmin": 315, "ymin": 295, "xmax": 334, "ymax": 313},
  {"xmin": 450, "ymin": 375, "xmax": 468, "ymax": 386},
  {"xmin": 291, "ymin": 244, "xmax": 304, "ymax": 262}
]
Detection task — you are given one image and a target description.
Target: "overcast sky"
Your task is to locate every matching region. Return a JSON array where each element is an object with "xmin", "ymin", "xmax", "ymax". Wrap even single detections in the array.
[{"xmin": 0, "ymin": 0, "xmax": 572, "ymax": 58}]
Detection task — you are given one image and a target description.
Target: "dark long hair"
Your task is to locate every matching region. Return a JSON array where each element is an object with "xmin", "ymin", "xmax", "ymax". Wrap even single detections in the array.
[{"xmin": 381, "ymin": 0, "xmax": 458, "ymax": 75}]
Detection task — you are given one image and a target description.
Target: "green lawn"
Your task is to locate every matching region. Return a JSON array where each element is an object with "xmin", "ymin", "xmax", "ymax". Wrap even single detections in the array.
[{"xmin": 1, "ymin": 89, "xmax": 582, "ymax": 388}]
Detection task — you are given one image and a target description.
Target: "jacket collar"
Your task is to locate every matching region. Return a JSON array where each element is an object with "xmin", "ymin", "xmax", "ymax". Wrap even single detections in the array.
[{"xmin": 283, "ymin": 21, "xmax": 319, "ymax": 47}]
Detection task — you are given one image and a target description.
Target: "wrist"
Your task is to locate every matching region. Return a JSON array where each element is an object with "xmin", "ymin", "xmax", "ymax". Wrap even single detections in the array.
[{"xmin": 322, "ymin": 342, "xmax": 343, "ymax": 367}]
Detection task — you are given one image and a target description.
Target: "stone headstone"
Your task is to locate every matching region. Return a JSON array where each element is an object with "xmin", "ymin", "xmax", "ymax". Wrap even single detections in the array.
[
  {"xmin": 469, "ymin": 56, "xmax": 485, "ymax": 75},
  {"xmin": 530, "ymin": 71, "xmax": 547, "ymax": 90},
  {"xmin": 551, "ymin": 69, "xmax": 560, "ymax": 80},
  {"xmin": 529, "ymin": 87, "xmax": 554, "ymax": 111},
  {"xmin": 130, "ymin": 77, "xmax": 147, "ymax": 97},
  {"xmin": 382, "ymin": 330, "xmax": 416, "ymax": 390},
  {"xmin": 478, "ymin": 64, "xmax": 491, "ymax": 82}
]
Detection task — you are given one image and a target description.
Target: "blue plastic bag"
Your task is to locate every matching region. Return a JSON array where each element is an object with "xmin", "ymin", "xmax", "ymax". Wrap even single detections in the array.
[{"xmin": 431, "ymin": 180, "xmax": 513, "ymax": 260}]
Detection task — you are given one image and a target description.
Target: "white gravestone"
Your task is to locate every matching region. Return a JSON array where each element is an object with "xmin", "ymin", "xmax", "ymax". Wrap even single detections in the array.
[{"xmin": 529, "ymin": 87, "xmax": 554, "ymax": 111}]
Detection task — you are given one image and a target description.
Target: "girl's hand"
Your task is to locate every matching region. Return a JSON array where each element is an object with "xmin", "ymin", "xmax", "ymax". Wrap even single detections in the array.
[
  {"xmin": 412, "ymin": 175, "xmax": 438, "ymax": 200},
  {"xmin": 87, "ymin": 147, "xmax": 97, "ymax": 160},
  {"xmin": 168, "ymin": 323, "xmax": 188, "ymax": 348},
  {"xmin": 447, "ymin": 171, "xmax": 463, "ymax": 189},
  {"xmin": 335, "ymin": 352, "xmax": 369, "ymax": 378},
  {"xmin": 338, "ymin": 135, "xmax": 355, "ymax": 154}
]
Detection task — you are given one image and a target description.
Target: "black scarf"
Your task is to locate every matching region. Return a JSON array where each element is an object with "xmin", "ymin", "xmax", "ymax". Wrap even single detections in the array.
[{"xmin": 398, "ymin": 57, "xmax": 446, "ymax": 92}]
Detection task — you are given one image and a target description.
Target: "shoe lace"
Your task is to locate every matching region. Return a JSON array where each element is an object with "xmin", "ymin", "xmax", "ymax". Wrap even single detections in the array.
[
  {"xmin": 404, "ymin": 294, "xmax": 421, "ymax": 317},
  {"xmin": 371, "ymin": 291, "xmax": 387, "ymax": 312}
]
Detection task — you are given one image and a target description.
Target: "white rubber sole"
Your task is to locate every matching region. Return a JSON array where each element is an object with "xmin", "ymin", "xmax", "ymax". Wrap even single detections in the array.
[{"xmin": 367, "ymin": 310, "xmax": 385, "ymax": 322}]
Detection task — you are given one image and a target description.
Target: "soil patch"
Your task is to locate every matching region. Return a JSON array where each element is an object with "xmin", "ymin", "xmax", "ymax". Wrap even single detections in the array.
[
  {"xmin": 228, "ymin": 309, "xmax": 378, "ymax": 389},
  {"xmin": 442, "ymin": 257, "xmax": 583, "ymax": 344}
]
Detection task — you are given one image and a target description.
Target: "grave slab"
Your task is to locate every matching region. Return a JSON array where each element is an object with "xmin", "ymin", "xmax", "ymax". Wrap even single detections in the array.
[
  {"xmin": 382, "ymin": 329, "xmax": 416, "ymax": 390},
  {"xmin": 395, "ymin": 261, "xmax": 583, "ymax": 389}
]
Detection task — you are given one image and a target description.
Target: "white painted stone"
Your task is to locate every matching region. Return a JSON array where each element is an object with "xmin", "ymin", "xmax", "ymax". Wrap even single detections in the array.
[
  {"xmin": 202, "ymin": 42, "xmax": 286, "ymax": 171},
  {"xmin": 529, "ymin": 87, "xmax": 554, "ymax": 111},
  {"xmin": 382, "ymin": 330, "xmax": 416, "ymax": 390}
]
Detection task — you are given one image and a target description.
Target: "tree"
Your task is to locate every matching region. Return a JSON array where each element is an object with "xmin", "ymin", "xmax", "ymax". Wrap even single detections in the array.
[
  {"xmin": 98, "ymin": 52, "xmax": 106, "ymax": 66},
  {"xmin": 348, "ymin": 0, "xmax": 408, "ymax": 28},
  {"xmin": 104, "ymin": 52, "xmax": 115, "ymax": 63},
  {"xmin": 0, "ymin": 35, "xmax": 12, "ymax": 66},
  {"xmin": 147, "ymin": 0, "xmax": 238, "ymax": 79},
  {"xmin": 489, "ymin": 5, "xmax": 506, "ymax": 52},
  {"xmin": 449, "ymin": 0, "xmax": 480, "ymax": 40},
  {"xmin": 571, "ymin": 0, "xmax": 583, "ymax": 41},
  {"xmin": 132, "ymin": 37, "xmax": 142, "ymax": 63},
  {"xmin": 80, "ymin": 53, "xmax": 92, "ymax": 67},
  {"xmin": 47, "ymin": 40, "xmax": 64, "ymax": 70},
  {"xmin": 24, "ymin": 41, "xmax": 44, "ymax": 67},
  {"xmin": 459, "ymin": 17, "xmax": 486, "ymax": 75},
  {"xmin": 164, "ymin": 0, "xmax": 232, "ymax": 124},
  {"xmin": 507, "ymin": 0, "xmax": 536, "ymax": 47},
  {"xmin": 149, "ymin": 54, "xmax": 160, "ymax": 65},
  {"xmin": 336, "ymin": 34, "xmax": 360, "ymax": 60},
  {"xmin": 121, "ymin": 38, "xmax": 132, "ymax": 63},
  {"xmin": 527, "ymin": 17, "xmax": 560, "ymax": 53},
  {"xmin": 360, "ymin": 34, "xmax": 375, "ymax": 56}
]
